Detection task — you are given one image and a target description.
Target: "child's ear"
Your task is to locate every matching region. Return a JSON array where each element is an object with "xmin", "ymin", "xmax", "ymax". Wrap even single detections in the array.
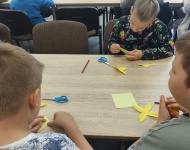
[{"xmin": 28, "ymin": 88, "xmax": 41, "ymax": 108}]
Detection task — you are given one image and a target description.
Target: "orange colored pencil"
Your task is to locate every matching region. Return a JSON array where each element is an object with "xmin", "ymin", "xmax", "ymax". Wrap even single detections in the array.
[{"xmin": 154, "ymin": 102, "xmax": 179, "ymax": 115}]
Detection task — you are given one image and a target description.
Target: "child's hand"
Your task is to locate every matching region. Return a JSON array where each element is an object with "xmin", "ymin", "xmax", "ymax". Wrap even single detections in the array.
[
  {"xmin": 29, "ymin": 115, "xmax": 46, "ymax": 133},
  {"xmin": 125, "ymin": 49, "xmax": 143, "ymax": 61},
  {"xmin": 110, "ymin": 44, "xmax": 120, "ymax": 53},
  {"xmin": 166, "ymin": 97, "xmax": 189, "ymax": 118},
  {"xmin": 156, "ymin": 95, "xmax": 171, "ymax": 124},
  {"xmin": 47, "ymin": 111, "xmax": 76, "ymax": 131},
  {"xmin": 48, "ymin": 112, "xmax": 93, "ymax": 150}
]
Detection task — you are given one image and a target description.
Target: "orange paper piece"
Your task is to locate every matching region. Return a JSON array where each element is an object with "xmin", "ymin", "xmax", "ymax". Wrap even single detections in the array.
[
  {"xmin": 133, "ymin": 103, "xmax": 158, "ymax": 122},
  {"xmin": 138, "ymin": 63, "xmax": 154, "ymax": 68},
  {"xmin": 113, "ymin": 66, "xmax": 126, "ymax": 75}
]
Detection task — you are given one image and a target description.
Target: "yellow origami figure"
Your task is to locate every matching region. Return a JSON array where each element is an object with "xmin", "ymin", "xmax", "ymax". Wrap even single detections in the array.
[
  {"xmin": 113, "ymin": 66, "xmax": 126, "ymax": 75},
  {"xmin": 138, "ymin": 64, "xmax": 154, "ymax": 68},
  {"xmin": 120, "ymin": 48, "xmax": 129, "ymax": 55},
  {"xmin": 133, "ymin": 103, "xmax": 158, "ymax": 122},
  {"xmin": 40, "ymin": 102, "xmax": 47, "ymax": 107}
]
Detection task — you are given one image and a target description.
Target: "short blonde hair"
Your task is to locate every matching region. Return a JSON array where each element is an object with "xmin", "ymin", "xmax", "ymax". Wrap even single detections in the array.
[
  {"xmin": 133, "ymin": 0, "xmax": 160, "ymax": 22},
  {"xmin": 0, "ymin": 43, "xmax": 44, "ymax": 119}
]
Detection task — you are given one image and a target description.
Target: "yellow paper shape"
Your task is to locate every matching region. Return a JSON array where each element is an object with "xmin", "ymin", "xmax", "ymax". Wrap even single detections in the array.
[
  {"xmin": 138, "ymin": 63, "xmax": 154, "ymax": 68},
  {"xmin": 133, "ymin": 103, "xmax": 158, "ymax": 123},
  {"xmin": 120, "ymin": 47, "xmax": 129, "ymax": 55},
  {"xmin": 38, "ymin": 117, "xmax": 50, "ymax": 132},
  {"xmin": 40, "ymin": 102, "xmax": 46, "ymax": 107},
  {"xmin": 112, "ymin": 93, "xmax": 137, "ymax": 108},
  {"xmin": 113, "ymin": 65, "xmax": 126, "ymax": 75}
]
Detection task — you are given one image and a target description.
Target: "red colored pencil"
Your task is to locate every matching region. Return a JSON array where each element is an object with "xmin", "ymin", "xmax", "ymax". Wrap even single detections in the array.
[{"xmin": 81, "ymin": 59, "xmax": 90, "ymax": 73}]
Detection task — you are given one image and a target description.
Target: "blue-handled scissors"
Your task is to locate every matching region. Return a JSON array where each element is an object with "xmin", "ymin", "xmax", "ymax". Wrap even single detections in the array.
[
  {"xmin": 98, "ymin": 57, "xmax": 111, "ymax": 66},
  {"xmin": 42, "ymin": 96, "xmax": 68, "ymax": 103}
]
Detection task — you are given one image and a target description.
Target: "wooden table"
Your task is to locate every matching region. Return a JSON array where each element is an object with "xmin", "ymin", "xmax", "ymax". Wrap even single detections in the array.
[
  {"xmin": 34, "ymin": 54, "xmax": 173, "ymax": 140},
  {"xmin": 54, "ymin": 0, "xmax": 183, "ymax": 7},
  {"xmin": 0, "ymin": 0, "xmax": 183, "ymax": 7}
]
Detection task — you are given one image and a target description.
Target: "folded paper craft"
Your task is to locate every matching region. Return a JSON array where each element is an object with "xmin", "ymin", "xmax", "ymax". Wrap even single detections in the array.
[
  {"xmin": 138, "ymin": 64, "xmax": 154, "ymax": 68},
  {"xmin": 133, "ymin": 103, "xmax": 158, "ymax": 122},
  {"xmin": 113, "ymin": 66, "xmax": 127, "ymax": 75},
  {"xmin": 120, "ymin": 48, "xmax": 129, "ymax": 55},
  {"xmin": 40, "ymin": 102, "xmax": 47, "ymax": 107},
  {"xmin": 38, "ymin": 117, "xmax": 50, "ymax": 132}
]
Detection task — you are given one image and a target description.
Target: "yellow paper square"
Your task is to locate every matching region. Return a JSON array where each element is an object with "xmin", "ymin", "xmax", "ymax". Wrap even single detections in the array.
[
  {"xmin": 112, "ymin": 93, "xmax": 137, "ymax": 108},
  {"xmin": 38, "ymin": 117, "xmax": 50, "ymax": 132}
]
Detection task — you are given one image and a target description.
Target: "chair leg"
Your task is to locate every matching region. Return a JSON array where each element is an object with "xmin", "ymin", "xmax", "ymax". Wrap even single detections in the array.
[
  {"xmin": 15, "ymin": 40, "xmax": 20, "ymax": 46},
  {"xmin": 109, "ymin": 7, "xmax": 114, "ymax": 21},
  {"xmin": 103, "ymin": 11, "xmax": 105, "ymax": 36},
  {"xmin": 27, "ymin": 40, "xmax": 31, "ymax": 53},
  {"xmin": 105, "ymin": 7, "xmax": 108, "ymax": 22},
  {"xmin": 99, "ymin": 29, "xmax": 102, "ymax": 54}
]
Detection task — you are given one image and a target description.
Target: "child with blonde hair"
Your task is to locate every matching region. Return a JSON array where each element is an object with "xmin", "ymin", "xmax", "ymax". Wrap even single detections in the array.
[
  {"xmin": 0, "ymin": 43, "xmax": 93, "ymax": 150},
  {"xmin": 109, "ymin": 0, "xmax": 174, "ymax": 61}
]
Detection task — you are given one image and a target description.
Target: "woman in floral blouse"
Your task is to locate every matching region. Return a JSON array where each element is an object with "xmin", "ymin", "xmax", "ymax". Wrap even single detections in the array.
[{"xmin": 109, "ymin": 0, "xmax": 174, "ymax": 60}]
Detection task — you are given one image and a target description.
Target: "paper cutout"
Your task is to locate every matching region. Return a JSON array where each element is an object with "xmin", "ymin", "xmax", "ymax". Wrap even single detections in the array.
[
  {"xmin": 113, "ymin": 66, "xmax": 126, "ymax": 75},
  {"xmin": 40, "ymin": 102, "xmax": 46, "ymax": 107},
  {"xmin": 38, "ymin": 117, "xmax": 50, "ymax": 132},
  {"xmin": 138, "ymin": 63, "xmax": 154, "ymax": 68},
  {"xmin": 133, "ymin": 103, "xmax": 158, "ymax": 122},
  {"xmin": 120, "ymin": 48, "xmax": 129, "ymax": 55},
  {"xmin": 112, "ymin": 93, "xmax": 137, "ymax": 108}
]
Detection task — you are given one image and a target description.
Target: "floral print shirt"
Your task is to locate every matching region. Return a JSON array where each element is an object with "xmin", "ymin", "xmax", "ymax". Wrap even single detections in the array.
[
  {"xmin": 0, "ymin": 133, "xmax": 79, "ymax": 150},
  {"xmin": 108, "ymin": 16, "xmax": 174, "ymax": 60}
]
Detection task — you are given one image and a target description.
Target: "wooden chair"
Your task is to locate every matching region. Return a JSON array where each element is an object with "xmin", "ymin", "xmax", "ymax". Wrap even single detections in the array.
[
  {"xmin": 0, "ymin": 23, "xmax": 11, "ymax": 43},
  {"xmin": 32, "ymin": 20, "xmax": 89, "ymax": 54},
  {"xmin": 103, "ymin": 19, "xmax": 117, "ymax": 54},
  {"xmin": 0, "ymin": 9, "xmax": 33, "ymax": 48},
  {"xmin": 55, "ymin": 7, "xmax": 102, "ymax": 54}
]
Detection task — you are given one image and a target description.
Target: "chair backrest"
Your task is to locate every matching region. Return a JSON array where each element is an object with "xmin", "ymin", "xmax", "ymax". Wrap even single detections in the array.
[
  {"xmin": 157, "ymin": 2, "xmax": 173, "ymax": 27},
  {"xmin": 103, "ymin": 19, "xmax": 117, "ymax": 54},
  {"xmin": 0, "ymin": 0, "xmax": 8, "ymax": 2},
  {"xmin": 56, "ymin": 7, "xmax": 100, "ymax": 35},
  {"xmin": 32, "ymin": 20, "xmax": 89, "ymax": 54},
  {"xmin": 112, "ymin": 2, "xmax": 173, "ymax": 27},
  {"xmin": 0, "ymin": 9, "xmax": 33, "ymax": 36},
  {"xmin": 0, "ymin": 23, "xmax": 11, "ymax": 43}
]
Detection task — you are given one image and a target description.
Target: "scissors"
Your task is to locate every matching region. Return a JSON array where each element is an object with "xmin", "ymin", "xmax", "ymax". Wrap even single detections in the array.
[
  {"xmin": 42, "ymin": 96, "xmax": 68, "ymax": 103},
  {"xmin": 98, "ymin": 57, "xmax": 111, "ymax": 66}
]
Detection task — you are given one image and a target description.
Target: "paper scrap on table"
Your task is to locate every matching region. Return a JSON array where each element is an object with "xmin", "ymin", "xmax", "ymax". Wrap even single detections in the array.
[
  {"xmin": 112, "ymin": 93, "xmax": 137, "ymax": 108},
  {"xmin": 40, "ymin": 102, "xmax": 47, "ymax": 107},
  {"xmin": 138, "ymin": 63, "xmax": 154, "ymax": 68},
  {"xmin": 38, "ymin": 117, "xmax": 50, "ymax": 132},
  {"xmin": 133, "ymin": 103, "xmax": 158, "ymax": 123},
  {"xmin": 113, "ymin": 66, "xmax": 126, "ymax": 75}
]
